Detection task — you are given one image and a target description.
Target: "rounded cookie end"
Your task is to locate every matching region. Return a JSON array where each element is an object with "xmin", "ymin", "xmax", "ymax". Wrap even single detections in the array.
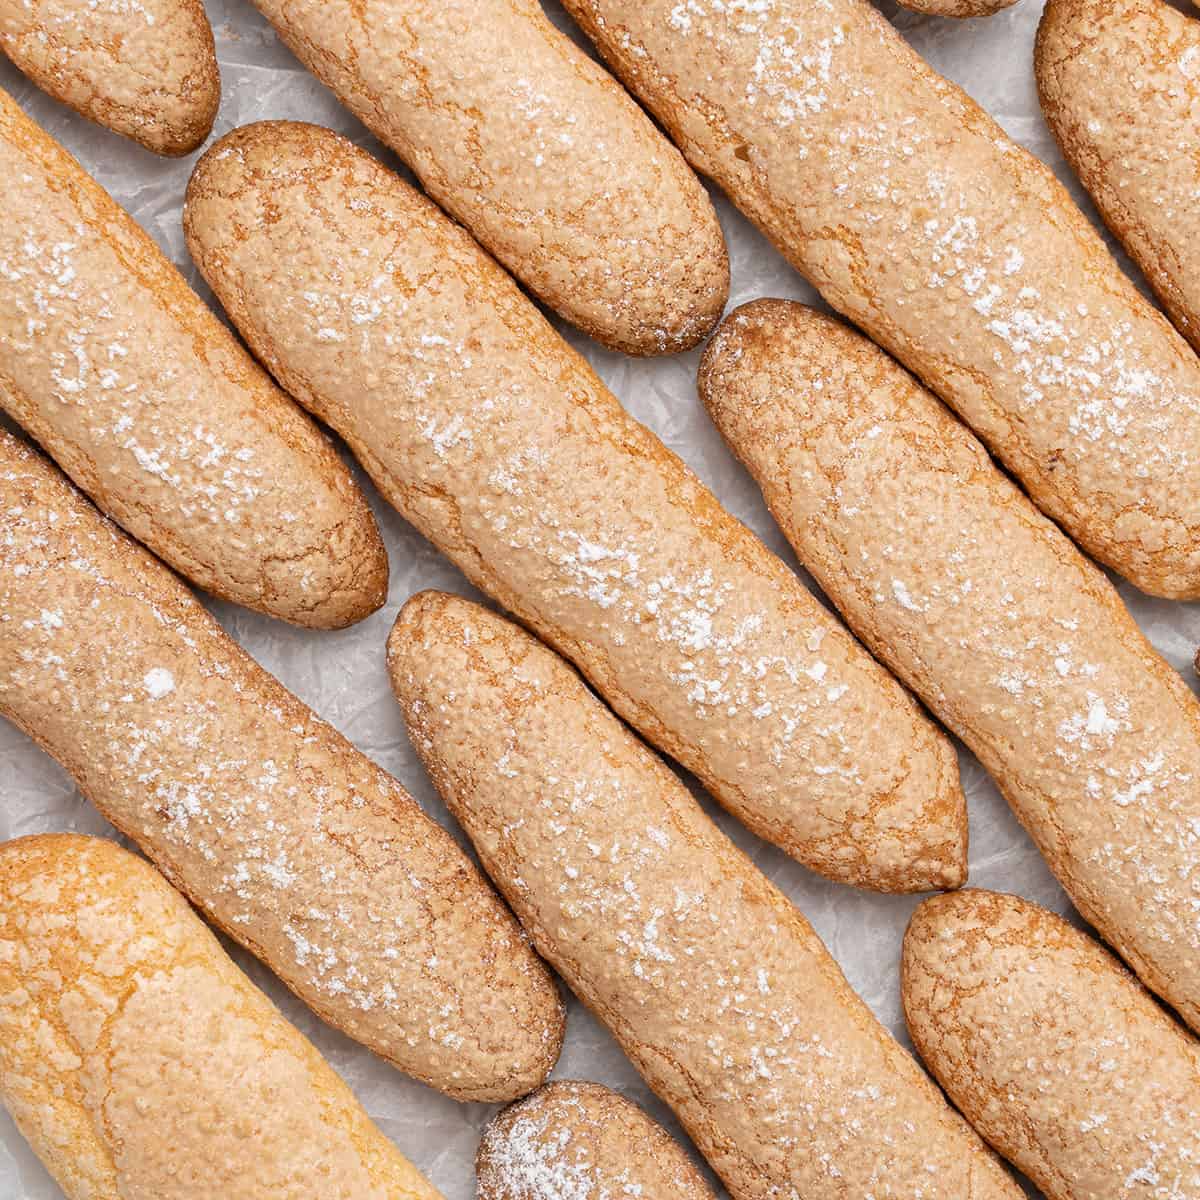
[{"xmin": 479, "ymin": 1081, "xmax": 714, "ymax": 1200}]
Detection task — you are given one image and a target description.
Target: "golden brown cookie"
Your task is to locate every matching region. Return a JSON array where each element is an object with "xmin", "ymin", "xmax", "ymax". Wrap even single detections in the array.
[
  {"xmin": 184, "ymin": 120, "xmax": 965, "ymax": 894},
  {"xmin": 0, "ymin": 833, "xmax": 443, "ymax": 1200},
  {"xmin": 387, "ymin": 591, "xmax": 1022, "ymax": 1200},
  {"xmin": 0, "ymin": 0, "xmax": 218, "ymax": 154},
  {"xmin": 560, "ymin": 0, "xmax": 1200, "ymax": 599},
  {"xmin": 904, "ymin": 890, "xmax": 1200, "ymax": 1200},
  {"xmin": 478, "ymin": 1082, "xmax": 714, "ymax": 1200},
  {"xmin": 1037, "ymin": 0, "xmax": 1200, "ymax": 355},
  {"xmin": 0, "ymin": 429, "xmax": 563, "ymax": 1101},
  {"xmin": 700, "ymin": 298, "xmax": 1200, "ymax": 1035},
  {"xmin": 244, "ymin": 0, "xmax": 727, "ymax": 354},
  {"xmin": 0, "ymin": 91, "xmax": 386, "ymax": 627}
]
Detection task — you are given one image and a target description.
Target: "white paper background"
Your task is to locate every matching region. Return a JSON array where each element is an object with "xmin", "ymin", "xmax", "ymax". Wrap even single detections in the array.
[{"xmin": 2, "ymin": 2, "xmax": 1198, "ymax": 1196}]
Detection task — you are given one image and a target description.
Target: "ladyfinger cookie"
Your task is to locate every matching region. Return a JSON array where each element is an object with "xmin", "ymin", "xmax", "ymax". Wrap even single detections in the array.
[
  {"xmin": 903, "ymin": 890, "xmax": 1200, "ymax": 1200},
  {"xmin": 1037, "ymin": 0, "xmax": 1200, "ymax": 354},
  {"xmin": 244, "ymin": 0, "xmax": 727, "ymax": 355},
  {"xmin": 184, "ymin": 121, "xmax": 964, "ymax": 894},
  {"xmin": 388, "ymin": 592, "xmax": 1021, "ymax": 1200},
  {"xmin": 561, "ymin": 0, "xmax": 1200, "ymax": 600},
  {"xmin": 0, "ymin": 91, "xmax": 386, "ymax": 628},
  {"xmin": 0, "ymin": 0, "xmax": 218, "ymax": 155},
  {"xmin": 0, "ymin": 429, "xmax": 563, "ymax": 1101},
  {"xmin": 478, "ymin": 1081, "xmax": 714, "ymax": 1200},
  {"xmin": 0, "ymin": 833, "xmax": 443, "ymax": 1200},
  {"xmin": 700, "ymin": 299, "xmax": 1200, "ymax": 1033}
]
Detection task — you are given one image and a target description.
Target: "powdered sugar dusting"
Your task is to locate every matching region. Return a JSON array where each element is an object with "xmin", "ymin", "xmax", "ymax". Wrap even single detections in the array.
[
  {"xmin": 0, "ymin": 437, "xmax": 555, "ymax": 1089},
  {"xmin": 222, "ymin": 141, "xmax": 955, "ymax": 887},
  {"xmin": 599, "ymin": 0, "xmax": 1200, "ymax": 591},
  {"xmin": 400, "ymin": 599, "xmax": 1006, "ymax": 1198}
]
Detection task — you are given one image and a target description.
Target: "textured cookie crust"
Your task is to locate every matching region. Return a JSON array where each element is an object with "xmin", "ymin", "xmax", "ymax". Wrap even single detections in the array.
[
  {"xmin": 0, "ymin": 431, "xmax": 563, "ymax": 1101},
  {"xmin": 1037, "ymin": 0, "xmax": 1200, "ymax": 355},
  {"xmin": 700, "ymin": 299, "xmax": 1200, "ymax": 1035},
  {"xmin": 388, "ymin": 592, "xmax": 1021, "ymax": 1200},
  {"xmin": 903, "ymin": 890, "xmax": 1200, "ymax": 1200},
  {"xmin": 0, "ymin": 92, "xmax": 386, "ymax": 628},
  {"xmin": 0, "ymin": 0, "xmax": 218, "ymax": 155},
  {"xmin": 246, "ymin": 0, "xmax": 727, "ymax": 355},
  {"xmin": 185, "ymin": 120, "xmax": 965, "ymax": 894},
  {"xmin": 0, "ymin": 834, "xmax": 443, "ymax": 1200},
  {"xmin": 561, "ymin": 0, "xmax": 1200, "ymax": 599},
  {"xmin": 478, "ymin": 1081, "xmax": 714, "ymax": 1200},
  {"xmin": 893, "ymin": 0, "xmax": 1017, "ymax": 18}
]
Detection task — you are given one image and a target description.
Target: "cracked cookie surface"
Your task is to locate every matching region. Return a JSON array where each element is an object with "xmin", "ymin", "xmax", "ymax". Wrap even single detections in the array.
[
  {"xmin": 1037, "ymin": 0, "xmax": 1200, "ymax": 357},
  {"xmin": 561, "ymin": 0, "xmax": 1200, "ymax": 599},
  {"xmin": 0, "ymin": 833, "xmax": 445, "ymax": 1200},
  {"xmin": 904, "ymin": 890, "xmax": 1200, "ymax": 1200},
  {"xmin": 0, "ymin": 0, "xmax": 218, "ymax": 154},
  {"xmin": 388, "ymin": 592, "xmax": 1020, "ymax": 1200},
  {"xmin": 701, "ymin": 299, "xmax": 1200, "ymax": 1034},
  {"xmin": 0, "ymin": 91, "xmax": 386, "ymax": 628},
  {"xmin": 245, "ymin": 0, "xmax": 727, "ymax": 354},
  {"xmin": 0, "ymin": 430, "xmax": 563, "ymax": 1101},
  {"xmin": 184, "ymin": 121, "xmax": 964, "ymax": 894}
]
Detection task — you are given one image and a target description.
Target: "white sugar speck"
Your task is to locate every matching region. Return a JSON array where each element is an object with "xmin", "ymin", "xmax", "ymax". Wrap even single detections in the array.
[{"xmin": 142, "ymin": 667, "xmax": 176, "ymax": 700}]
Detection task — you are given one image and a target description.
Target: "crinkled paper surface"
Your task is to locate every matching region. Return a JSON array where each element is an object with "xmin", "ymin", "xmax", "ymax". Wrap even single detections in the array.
[{"xmin": 1, "ymin": 3, "xmax": 1196, "ymax": 1196}]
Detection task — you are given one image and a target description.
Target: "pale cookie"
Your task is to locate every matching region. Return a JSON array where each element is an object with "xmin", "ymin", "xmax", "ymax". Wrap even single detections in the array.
[
  {"xmin": 0, "ymin": 0, "xmax": 218, "ymax": 155},
  {"xmin": 0, "ymin": 430, "xmax": 563, "ymax": 1101},
  {"xmin": 387, "ymin": 592, "xmax": 1021, "ymax": 1200},
  {"xmin": 477, "ymin": 1081, "xmax": 714, "ymax": 1200},
  {"xmin": 0, "ymin": 91, "xmax": 386, "ymax": 628},
  {"xmin": 184, "ymin": 120, "xmax": 965, "ymax": 894},
  {"xmin": 700, "ymin": 298, "xmax": 1200, "ymax": 1034},
  {"xmin": 1037, "ymin": 0, "xmax": 1200, "ymax": 355},
  {"xmin": 0, "ymin": 833, "xmax": 444, "ymax": 1200},
  {"xmin": 560, "ymin": 0, "xmax": 1200, "ymax": 599},
  {"xmin": 244, "ymin": 0, "xmax": 727, "ymax": 355},
  {"xmin": 903, "ymin": 890, "xmax": 1200, "ymax": 1200}
]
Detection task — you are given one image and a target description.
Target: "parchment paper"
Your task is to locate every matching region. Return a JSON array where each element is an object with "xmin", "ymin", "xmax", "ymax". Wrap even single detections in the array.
[{"xmin": 2, "ymin": 3, "xmax": 1197, "ymax": 1196}]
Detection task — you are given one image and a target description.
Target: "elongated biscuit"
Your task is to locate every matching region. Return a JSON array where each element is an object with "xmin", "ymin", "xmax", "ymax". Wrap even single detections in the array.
[
  {"xmin": 388, "ymin": 592, "xmax": 1020, "ymax": 1200},
  {"xmin": 561, "ymin": 0, "xmax": 1200, "ymax": 600},
  {"xmin": 700, "ymin": 298, "xmax": 1200, "ymax": 1033},
  {"xmin": 1037, "ymin": 0, "xmax": 1200, "ymax": 355},
  {"xmin": 478, "ymin": 1081, "xmax": 714, "ymax": 1200},
  {"xmin": 244, "ymin": 0, "xmax": 727, "ymax": 355},
  {"xmin": 0, "ymin": 429, "xmax": 563, "ymax": 1101},
  {"xmin": 0, "ymin": 91, "xmax": 386, "ymax": 628},
  {"xmin": 0, "ymin": 0, "xmax": 218, "ymax": 155},
  {"xmin": 0, "ymin": 833, "xmax": 443, "ymax": 1200},
  {"xmin": 184, "ymin": 120, "xmax": 964, "ymax": 894},
  {"xmin": 903, "ymin": 890, "xmax": 1200, "ymax": 1200}
]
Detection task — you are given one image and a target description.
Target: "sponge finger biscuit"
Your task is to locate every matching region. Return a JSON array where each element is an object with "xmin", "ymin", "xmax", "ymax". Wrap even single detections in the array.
[
  {"xmin": 245, "ymin": 0, "xmax": 727, "ymax": 354},
  {"xmin": 184, "ymin": 120, "xmax": 965, "ymax": 894},
  {"xmin": 903, "ymin": 890, "xmax": 1200, "ymax": 1200},
  {"xmin": 700, "ymin": 298, "xmax": 1200, "ymax": 1035},
  {"xmin": 478, "ymin": 1082, "xmax": 714, "ymax": 1200},
  {"xmin": 388, "ymin": 592, "xmax": 1021, "ymax": 1200},
  {"xmin": 0, "ymin": 91, "xmax": 386, "ymax": 627},
  {"xmin": 0, "ymin": 429, "xmax": 563, "ymax": 1101},
  {"xmin": 0, "ymin": 833, "xmax": 444, "ymax": 1200},
  {"xmin": 561, "ymin": 0, "xmax": 1200, "ymax": 599},
  {"xmin": 1037, "ymin": 0, "xmax": 1200, "ymax": 356},
  {"xmin": 0, "ymin": 0, "xmax": 218, "ymax": 155}
]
